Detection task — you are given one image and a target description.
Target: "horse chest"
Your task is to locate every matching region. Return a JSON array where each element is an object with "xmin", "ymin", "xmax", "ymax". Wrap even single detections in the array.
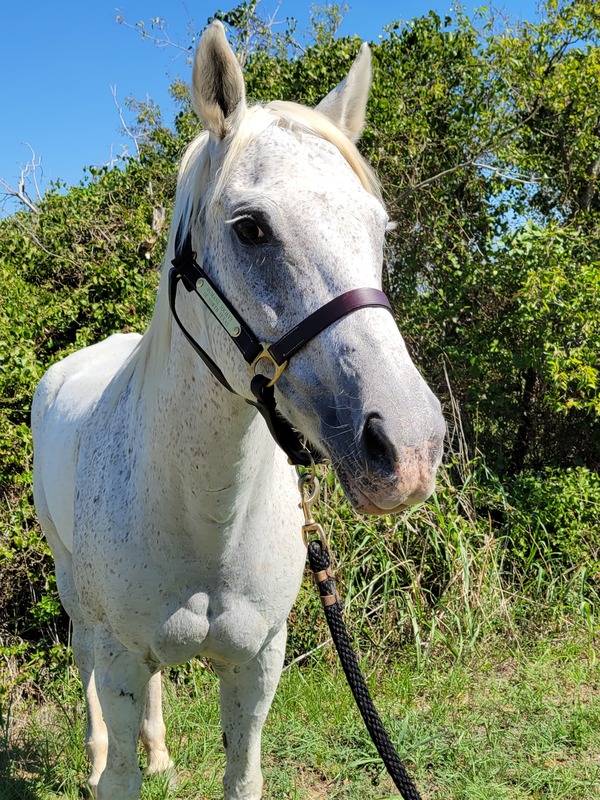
[
  {"xmin": 80, "ymin": 533, "xmax": 304, "ymax": 668},
  {"xmin": 152, "ymin": 593, "xmax": 272, "ymax": 667},
  {"xmin": 147, "ymin": 557, "xmax": 295, "ymax": 666}
]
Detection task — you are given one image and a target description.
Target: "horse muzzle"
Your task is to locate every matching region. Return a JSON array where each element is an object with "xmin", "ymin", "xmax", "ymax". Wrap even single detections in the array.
[{"xmin": 325, "ymin": 410, "xmax": 446, "ymax": 516}]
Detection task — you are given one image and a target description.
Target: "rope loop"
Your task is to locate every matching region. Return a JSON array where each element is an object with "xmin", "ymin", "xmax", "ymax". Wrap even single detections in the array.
[{"xmin": 307, "ymin": 540, "xmax": 343, "ymax": 609}]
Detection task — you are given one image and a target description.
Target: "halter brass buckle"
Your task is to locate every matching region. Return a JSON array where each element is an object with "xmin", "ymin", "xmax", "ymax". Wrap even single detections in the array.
[{"xmin": 248, "ymin": 343, "xmax": 288, "ymax": 387}]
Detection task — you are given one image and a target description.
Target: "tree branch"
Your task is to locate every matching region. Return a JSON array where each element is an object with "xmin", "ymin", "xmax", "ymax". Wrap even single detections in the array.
[
  {"xmin": 0, "ymin": 145, "xmax": 43, "ymax": 214},
  {"xmin": 395, "ymin": 157, "xmax": 538, "ymax": 202},
  {"xmin": 115, "ymin": 11, "xmax": 194, "ymax": 61},
  {"xmin": 111, "ymin": 85, "xmax": 141, "ymax": 158}
]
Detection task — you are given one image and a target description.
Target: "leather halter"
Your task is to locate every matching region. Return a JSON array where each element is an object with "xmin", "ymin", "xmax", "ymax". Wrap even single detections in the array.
[{"xmin": 168, "ymin": 230, "xmax": 393, "ymax": 466}]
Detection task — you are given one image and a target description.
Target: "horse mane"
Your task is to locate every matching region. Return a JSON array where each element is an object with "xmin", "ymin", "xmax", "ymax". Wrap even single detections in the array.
[{"xmin": 112, "ymin": 102, "xmax": 382, "ymax": 403}]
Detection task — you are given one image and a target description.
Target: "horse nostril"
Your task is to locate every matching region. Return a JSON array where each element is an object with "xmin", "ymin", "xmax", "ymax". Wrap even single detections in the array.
[{"xmin": 361, "ymin": 413, "xmax": 397, "ymax": 476}]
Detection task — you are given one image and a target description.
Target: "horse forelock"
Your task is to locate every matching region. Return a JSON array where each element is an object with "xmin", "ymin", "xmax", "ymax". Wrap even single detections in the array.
[
  {"xmin": 264, "ymin": 101, "xmax": 381, "ymax": 199},
  {"xmin": 188, "ymin": 103, "xmax": 382, "ymax": 218},
  {"xmin": 114, "ymin": 100, "xmax": 382, "ymax": 403}
]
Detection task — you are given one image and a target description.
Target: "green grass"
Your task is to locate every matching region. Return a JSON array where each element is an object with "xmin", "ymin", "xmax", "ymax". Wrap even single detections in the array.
[
  {"xmin": 2, "ymin": 633, "xmax": 599, "ymax": 800},
  {"xmin": 2, "ymin": 458, "xmax": 598, "ymax": 799}
]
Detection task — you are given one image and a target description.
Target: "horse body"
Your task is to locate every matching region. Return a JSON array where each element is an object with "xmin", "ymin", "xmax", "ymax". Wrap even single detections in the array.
[
  {"xmin": 32, "ymin": 21, "xmax": 445, "ymax": 800},
  {"xmin": 34, "ymin": 321, "xmax": 304, "ymax": 797}
]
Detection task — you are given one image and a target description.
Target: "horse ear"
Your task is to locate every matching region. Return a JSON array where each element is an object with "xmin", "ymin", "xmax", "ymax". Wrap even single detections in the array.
[
  {"xmin": 315, "ymin": 43, "xmax": 372, "ymax": 143},
  {"xmin": 192, "ymin": 20, "xmax": 246, "ymax": 139}
]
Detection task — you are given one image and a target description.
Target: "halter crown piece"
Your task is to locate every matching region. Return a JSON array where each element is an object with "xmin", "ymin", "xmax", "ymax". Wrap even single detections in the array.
[{"xmin": 169, "ymin": 227, "xmax": 394, "ymax": 466}]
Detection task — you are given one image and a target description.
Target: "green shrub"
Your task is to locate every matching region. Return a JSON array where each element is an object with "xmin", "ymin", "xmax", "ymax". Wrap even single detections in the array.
[{"xmin": 503, "ymin": 467, "xmax": 600, "ymax": 579}]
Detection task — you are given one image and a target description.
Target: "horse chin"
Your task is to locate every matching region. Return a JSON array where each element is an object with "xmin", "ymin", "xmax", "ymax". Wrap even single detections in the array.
[
  {"xmin": 353, "ymin": 495, "xmax": 409, "ymax": 516},
  {"xmin": 338, "ymin": 476, "xmax": 409, "ymax": 516},
  {"xmin": 333, "ymin": 462, "xmax": 431, "ymax": 517}
]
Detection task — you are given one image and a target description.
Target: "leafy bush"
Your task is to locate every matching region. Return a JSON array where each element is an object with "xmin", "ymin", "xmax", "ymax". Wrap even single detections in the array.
[
  {"xmin": 503, "ymin": 467, "xmax": 600, "ymax": 578},
  {"xmin": 1, "ymin": 1, "xmax": 599, "ymax": 689}
]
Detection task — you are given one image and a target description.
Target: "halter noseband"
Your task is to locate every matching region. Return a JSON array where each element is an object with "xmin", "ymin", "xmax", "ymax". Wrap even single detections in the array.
[{"xmin": 168, "ymin": 230, "xmax": 393, "ymax": 466}]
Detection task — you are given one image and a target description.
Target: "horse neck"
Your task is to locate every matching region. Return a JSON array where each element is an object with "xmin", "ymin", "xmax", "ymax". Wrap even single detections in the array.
[{"xmin": 135, "ymin": 320, "xmax": 279, "ymax": 526}]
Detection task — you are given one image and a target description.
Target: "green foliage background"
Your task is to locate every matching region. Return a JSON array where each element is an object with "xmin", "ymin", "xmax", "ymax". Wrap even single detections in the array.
[{"xmin": 1, "ymin": 0, "xmax": 599, "ymax": 691}]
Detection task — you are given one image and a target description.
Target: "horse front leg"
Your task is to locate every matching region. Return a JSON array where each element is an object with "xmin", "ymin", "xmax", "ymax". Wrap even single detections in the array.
[
  {"xmin": 93, "ymin": 625, "xmax": 154, "ymax": 800},
  {"xmin": 140, "ymin": 671, "xmax": 174, "ymax": 776},
  {"xmin": 215, "ymin": 626, "xmax": 287, "ymax": 800}
]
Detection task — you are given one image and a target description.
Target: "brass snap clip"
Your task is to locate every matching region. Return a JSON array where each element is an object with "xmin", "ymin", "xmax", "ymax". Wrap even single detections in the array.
[{"xmin": 297, "ymin": 467, "xmax": 328, "ymax": 548}]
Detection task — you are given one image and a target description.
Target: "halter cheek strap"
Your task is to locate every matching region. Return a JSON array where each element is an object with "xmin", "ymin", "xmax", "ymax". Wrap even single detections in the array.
[{"xmin": 168, "ymin": 231, "xmax": 393, "ymax": 466}]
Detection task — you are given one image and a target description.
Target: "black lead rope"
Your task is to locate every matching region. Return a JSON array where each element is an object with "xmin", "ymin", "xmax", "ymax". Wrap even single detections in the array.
[{"xmin": 307, "ymin": 539, "xmax": 423, "ymax": 800}]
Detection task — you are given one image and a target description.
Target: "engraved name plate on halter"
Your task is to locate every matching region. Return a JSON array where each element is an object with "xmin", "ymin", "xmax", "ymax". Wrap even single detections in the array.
[{"xmin": 195, "ymin": 277, "xmax": 241, "ymax": 338}]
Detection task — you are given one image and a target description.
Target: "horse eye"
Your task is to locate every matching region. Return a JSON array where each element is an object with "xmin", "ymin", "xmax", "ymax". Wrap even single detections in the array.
[{"xmin": 233, "ymin": 217, "xmax": 266, "ymax": 245}]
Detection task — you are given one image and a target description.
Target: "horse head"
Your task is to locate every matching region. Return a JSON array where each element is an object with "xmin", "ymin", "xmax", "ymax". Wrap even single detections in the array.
[{"xmin": 171, "ymin": 21, "xmax": 445, "ymax": 514}]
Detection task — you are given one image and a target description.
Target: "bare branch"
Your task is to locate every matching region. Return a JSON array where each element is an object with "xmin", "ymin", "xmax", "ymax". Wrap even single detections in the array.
[
  {"xmin": 395, "ymin": 160, "xmax": 477, "ymax": 201},
  {"xmin": 472, "ymin": 162, "xmax": 539, "ymax": 185},
  {"xmin": 104, "ymin": 143, "xmax": 130, "ymax": 170},
  {"xmin": 25, "ymin": 143, "xmax": 43, "ymax": 204},
  {"xmin": 395, "ymin": 157, "xmax": 538, "ymax": 202},
  {"xmin": 115, "ymin": 11, "xmax": 194, "ymax": 62},
  {"xmin": 0, "ymin": 145, "xmax": 44, "ymax": 214},
  {"xmin": 111, "ymin": 85, "xmax": 141, "ymax": 158}
]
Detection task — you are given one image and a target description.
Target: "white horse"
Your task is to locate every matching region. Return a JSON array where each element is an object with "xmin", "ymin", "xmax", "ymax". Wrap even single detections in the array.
[{"xmin": 32, "ymin": 21, "xmax": 445, "ymax": 800}]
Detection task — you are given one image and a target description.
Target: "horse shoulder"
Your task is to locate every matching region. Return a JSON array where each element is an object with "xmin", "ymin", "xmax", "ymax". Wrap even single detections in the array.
[{"xmin": 32, "ymin": 332, "xmax": 142, "ymax": 553}]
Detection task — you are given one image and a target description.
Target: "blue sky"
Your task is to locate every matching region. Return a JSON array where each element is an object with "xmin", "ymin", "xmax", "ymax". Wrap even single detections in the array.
[{"xmin": 1, "ymin": 1, "xmax": 539, "ymax": 214}]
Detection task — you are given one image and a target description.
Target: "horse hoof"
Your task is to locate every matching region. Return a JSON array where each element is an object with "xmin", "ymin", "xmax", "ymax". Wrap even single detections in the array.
[
  {"xmin": 85, "ymin": 771, "xmax": 101, "ymax": 798},
  {"xmin": 146, "ymin": 758, "xmax": 177, "ymax": 788}
]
